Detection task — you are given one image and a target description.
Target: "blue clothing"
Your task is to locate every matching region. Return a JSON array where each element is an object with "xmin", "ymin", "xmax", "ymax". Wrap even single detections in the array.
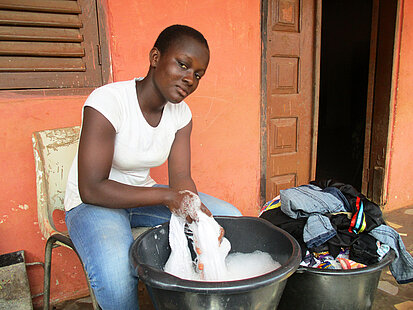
[
  {"xmin": 66, "ymin": 186, "xmax": 241, "ymax": 310},
  {"xmin": 280, "ymin": 184, "xmax": 347, "ymax": 248},
  {"xmin": 369, "ymin": 225, "xmax": 413, "ymax": 284},
  {"xmin": 280, "ymin": 184, "xmax": 346, "ymax": 218},
  {"xmin": 303, "ymin": 214, "xmax": 337, "ymax": 249}
]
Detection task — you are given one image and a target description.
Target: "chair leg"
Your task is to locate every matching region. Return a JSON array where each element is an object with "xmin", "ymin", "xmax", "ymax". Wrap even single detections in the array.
[
  {"xmin": 43, "ymin": 234, "xmax": 102, "ymax": 310},
  {"xmin": 43, "ymin": 237, "xmax": 55, "ymax": 310}
]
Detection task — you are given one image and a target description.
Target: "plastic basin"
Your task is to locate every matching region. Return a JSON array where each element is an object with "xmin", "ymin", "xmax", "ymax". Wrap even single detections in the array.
[{"xmin": 130, "ymin": 216, "xmax": 301, "ymax": 310}]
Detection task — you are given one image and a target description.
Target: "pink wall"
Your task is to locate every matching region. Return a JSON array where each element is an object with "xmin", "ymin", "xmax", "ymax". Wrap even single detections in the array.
[
  {"xmin": 0, "ymin": 0, "xmax": 262, "ymax": 306},
  {"xmin": 385, "ymin": 0, "xmax": 413, "ymax": 210}
]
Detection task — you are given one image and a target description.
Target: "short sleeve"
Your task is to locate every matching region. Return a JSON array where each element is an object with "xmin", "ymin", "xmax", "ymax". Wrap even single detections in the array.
[
  {"xmin": 83, "ymin": 85, "xmax": 123, "ymax": 133},
  {"xmin": 175, "ymin": 101, "xmax": 192, "ymax": 130}
]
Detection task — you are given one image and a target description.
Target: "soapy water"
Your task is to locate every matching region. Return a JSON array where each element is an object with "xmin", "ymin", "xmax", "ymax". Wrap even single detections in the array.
[
  {"xmin": 164, "ymin": 249, "xmax": 281, "ymax": 282},
  {"xmin": 225, "ymin": 250, "xmax": 281, "ymax": 281}
]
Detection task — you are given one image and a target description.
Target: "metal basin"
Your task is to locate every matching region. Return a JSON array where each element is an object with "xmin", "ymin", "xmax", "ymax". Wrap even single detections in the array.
[{"xmin": 277, "ymin": 250, "xmax": 395, "ymax": 310}]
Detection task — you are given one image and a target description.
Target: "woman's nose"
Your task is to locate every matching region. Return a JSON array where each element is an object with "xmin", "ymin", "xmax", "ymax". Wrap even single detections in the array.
[{"xmin": 183, "ymin": 71, "xmax": 194, "ymax": 86}]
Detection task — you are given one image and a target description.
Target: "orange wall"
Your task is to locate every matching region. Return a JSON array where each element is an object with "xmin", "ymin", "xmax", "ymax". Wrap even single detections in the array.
[
  {"xmin": 385, "ymin": 0, "xmax": 413, "ymax": 210},
  {"xmin": 0, "ymin": 0, "xmax": 262, "ymax": 306},
  {"xmin": 0, "ymin": 95, "xmax": 89, "ymax": 304},
  {"xmin": 2, "ymin": 0, "xmax": 412, "ymax": 306},
  {"xmin": 106, "ymin": 0, "xmax": 262, "ymax": 211}
]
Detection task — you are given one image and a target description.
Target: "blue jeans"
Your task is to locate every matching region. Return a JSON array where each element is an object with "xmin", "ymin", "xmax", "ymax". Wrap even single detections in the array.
[{"xmin": 65, "ymin": 186, "xmax": 241, "ymax": 310}]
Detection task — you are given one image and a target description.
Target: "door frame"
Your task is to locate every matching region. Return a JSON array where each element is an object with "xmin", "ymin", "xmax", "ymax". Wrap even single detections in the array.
[
  {"xmin": 362, "ymin": 0, "xmax": 402, "ymax": 205},
  {"xmin": 261, "ymin": 0, "xmax": 403, "ymax": 206}
]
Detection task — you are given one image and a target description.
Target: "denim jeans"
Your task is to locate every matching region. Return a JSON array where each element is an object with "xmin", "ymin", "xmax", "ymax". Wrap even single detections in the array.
[
  {"xmin": 280, "ymin": 184, "xmax": 346, "ymax": 248},
  {"xmin": 369, "ymin": 224, "xmax": 413, "ymax": 284},
  {"xmin": 65, "ymin": 186, "xmax": 241, "ymax": 310}
]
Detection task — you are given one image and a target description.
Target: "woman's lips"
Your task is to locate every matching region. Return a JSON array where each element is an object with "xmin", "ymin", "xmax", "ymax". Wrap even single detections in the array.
[{"xmin": 177, "ymin": 86, "xmax": 188, "ymax": 97}]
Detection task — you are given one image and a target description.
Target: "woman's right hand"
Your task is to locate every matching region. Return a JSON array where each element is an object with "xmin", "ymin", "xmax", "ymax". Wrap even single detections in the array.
[{"xmin": 167, "ymin": 190, "xmax": 203, "ymax": 223}]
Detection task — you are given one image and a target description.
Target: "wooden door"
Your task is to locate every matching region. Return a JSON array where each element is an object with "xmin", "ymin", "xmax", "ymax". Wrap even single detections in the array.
[{"xmin": 263, "ymin": 0, "xmax": 319, "ymax": 201}]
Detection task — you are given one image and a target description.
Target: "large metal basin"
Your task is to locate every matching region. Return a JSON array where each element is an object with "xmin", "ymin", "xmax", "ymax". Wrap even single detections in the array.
[{"xmin": 278, "ymin": 250, "xmax": 395, "ymax": 310}]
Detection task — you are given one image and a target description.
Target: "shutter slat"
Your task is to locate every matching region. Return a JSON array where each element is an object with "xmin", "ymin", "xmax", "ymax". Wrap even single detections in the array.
[
  {"xmin": 0, "ymin": 41, "xmax": 84, "ymax": 57},
  {"xmin": 0, "ymin": 26, "xmax": 83, "ymax": 42},
  {"xmin": 0, "ymin": 10, "xmax": 82, "ymax": 28},
  {"xmin": 0, "ymin": 0, "xmax": 81, "ymax": 14},
  {"xmin": 0, "ymin": 56, "xmax": 85, "ymax": 71}
]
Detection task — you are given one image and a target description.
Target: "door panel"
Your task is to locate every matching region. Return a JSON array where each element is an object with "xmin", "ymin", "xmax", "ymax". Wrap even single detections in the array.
[{"xmin": 265, "ymin": 0, "xmax": 317, "ymax": 200}]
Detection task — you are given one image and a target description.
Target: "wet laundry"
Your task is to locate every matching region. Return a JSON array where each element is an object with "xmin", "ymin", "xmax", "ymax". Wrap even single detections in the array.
[{"xmin": 164, "ymin": 209, "xmax": 231, "ymax": 281}]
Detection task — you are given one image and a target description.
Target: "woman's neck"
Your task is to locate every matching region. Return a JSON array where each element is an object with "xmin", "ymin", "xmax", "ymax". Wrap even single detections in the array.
[{"xmin": 135, "ymin": 77, "xmax": 166, "ymax": 115}]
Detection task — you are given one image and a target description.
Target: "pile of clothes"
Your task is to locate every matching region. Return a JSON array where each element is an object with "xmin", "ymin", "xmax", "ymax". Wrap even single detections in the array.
[{"xmin": 259, "ymin": 179, "xmax": 413, "ymax": 284}]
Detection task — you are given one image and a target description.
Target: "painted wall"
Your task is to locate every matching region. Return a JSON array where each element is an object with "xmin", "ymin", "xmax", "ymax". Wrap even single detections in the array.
[
  {"xmin": 106, "ymin": 0, "xmax": 262, "ymax": 210},
  {"xmin": 1, "ymin": 0, "xmax": 412, "ymax": 306},
  {"xmin": 385, "ymin": 0, "xmax": 413, "ymax": 210},
  {"xmin": 0, "ymin": 0, "xmax": 261, "ymax": 306}
]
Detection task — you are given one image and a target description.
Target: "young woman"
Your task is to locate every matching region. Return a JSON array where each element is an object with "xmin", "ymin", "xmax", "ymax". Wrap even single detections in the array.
[{"xmin": 64, "ymin": 25, "xmax": 241, "ymax": 309}]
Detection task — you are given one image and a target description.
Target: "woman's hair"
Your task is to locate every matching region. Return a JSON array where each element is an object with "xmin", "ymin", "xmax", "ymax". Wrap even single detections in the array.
[{"xmin": 154, "ymin": 25, "xmax": 209, "ymax": 54}]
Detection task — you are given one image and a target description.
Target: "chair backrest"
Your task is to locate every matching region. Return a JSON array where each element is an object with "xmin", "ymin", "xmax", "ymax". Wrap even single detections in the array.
[{"xmin": 32, "ymin": 126, "xmax": 80, "ymax": 239}]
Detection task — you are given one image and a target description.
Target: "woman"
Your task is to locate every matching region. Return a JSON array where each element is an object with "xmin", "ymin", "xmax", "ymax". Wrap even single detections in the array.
[{"xmin": 64, "ymin": 24, "xmax": 241, "ymax": 309}]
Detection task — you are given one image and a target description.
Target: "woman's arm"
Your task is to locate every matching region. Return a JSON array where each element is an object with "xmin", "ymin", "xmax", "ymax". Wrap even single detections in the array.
[
  {"xmin": 168, "ymin": 120, "xmax": 197, "ymax": 192},
  {"xmin": 78, "ymin": 106, "xmax": 177, "ymax": 208},
  {"xmin": 168, "ymin": 120, "xmax": 212, "ymax": 218}
]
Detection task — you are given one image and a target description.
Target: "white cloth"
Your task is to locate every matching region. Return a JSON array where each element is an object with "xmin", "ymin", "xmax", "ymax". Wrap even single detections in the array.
[
  {"xmin": 64, "ymin": 78, "xmax": 192, "ymax": 211},
  {"xmin": 165, "ymin": 211, "xmax": 231, "ymax": 281},
  {"xmin": 191, "ymin": 212, "xmax": 231, "ymax": 280},
  {"xmin": 164, "ymin": 214, "xmax": 198, "ymax": 280}
]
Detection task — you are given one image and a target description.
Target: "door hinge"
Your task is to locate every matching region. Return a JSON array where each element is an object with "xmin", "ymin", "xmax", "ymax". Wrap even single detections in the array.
[{"xmin": 97, "ymin": 44, "xmax": 102, "ymax": 65}]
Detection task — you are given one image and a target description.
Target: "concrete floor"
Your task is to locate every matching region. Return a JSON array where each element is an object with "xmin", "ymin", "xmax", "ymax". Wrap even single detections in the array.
[{"xmin": 51, "ymin": 206, "xmax": 413, "ymax": 310}]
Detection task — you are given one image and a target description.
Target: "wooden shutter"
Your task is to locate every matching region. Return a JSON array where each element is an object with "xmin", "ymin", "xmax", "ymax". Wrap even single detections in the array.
[{"xmin": 0, "ymin": 0, "xmax": 104, "ymax": 89}]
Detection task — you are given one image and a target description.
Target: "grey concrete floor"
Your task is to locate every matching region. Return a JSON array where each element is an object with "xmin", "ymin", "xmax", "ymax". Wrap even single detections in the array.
[{"xmin": 52, "ymin": 206, "xmax": 413, "ymax": 310}]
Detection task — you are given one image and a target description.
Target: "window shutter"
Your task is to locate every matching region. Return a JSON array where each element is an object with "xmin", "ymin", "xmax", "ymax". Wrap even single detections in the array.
[{"xmin": 0, "ymin": 0, "xmax": 105, "ymax": 90}]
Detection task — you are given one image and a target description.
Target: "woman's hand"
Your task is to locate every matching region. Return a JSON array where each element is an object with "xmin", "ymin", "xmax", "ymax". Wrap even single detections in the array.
[{"xmin": 167, "ymin": 190, "xmax": 212, "ymax": 223}]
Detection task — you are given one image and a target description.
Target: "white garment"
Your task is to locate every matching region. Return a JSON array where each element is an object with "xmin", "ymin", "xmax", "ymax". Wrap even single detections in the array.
[
  {"xmin": 164, "ymin": 214, "xmax": 198, "ymax": 280},
  {"xmin": 64, "ymin": 78, "xmax": 192, "ymax": 211},
  {"xmin": 191, "ymin": 212, "xmax": 231, "ymax": 280},
  {"xmin": 164, "ymin": 211, "xmax": 231, "ymax": 281}
]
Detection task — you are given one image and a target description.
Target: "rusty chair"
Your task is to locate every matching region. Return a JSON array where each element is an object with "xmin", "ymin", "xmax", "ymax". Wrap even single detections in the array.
[{"xmin": 32, "ymin": 126, "xmax": 149, "ymax": 310}]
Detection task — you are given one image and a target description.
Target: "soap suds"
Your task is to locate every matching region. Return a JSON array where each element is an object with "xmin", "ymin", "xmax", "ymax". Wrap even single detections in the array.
[
  {"xmin": 225, "ymin": 250, "xmax": 281, "ymax": 281},
  {"xmin": 176, "ymin": 190, "xmax": 201, "ymax": 221}
]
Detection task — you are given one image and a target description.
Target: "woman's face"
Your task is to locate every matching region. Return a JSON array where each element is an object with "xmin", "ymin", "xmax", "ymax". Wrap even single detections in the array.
[{"xmin": 152, "ymin": 37, "xmax": 210, "ymax": 104}]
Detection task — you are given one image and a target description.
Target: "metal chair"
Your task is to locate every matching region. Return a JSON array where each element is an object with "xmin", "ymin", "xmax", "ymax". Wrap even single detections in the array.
[{"xmin": 32, "ymin": 126, "xmax": 149, "ymax": 310}]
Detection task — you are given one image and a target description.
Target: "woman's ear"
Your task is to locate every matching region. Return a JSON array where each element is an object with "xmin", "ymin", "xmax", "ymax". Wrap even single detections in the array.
[{"xmin": 149, "ymin": 47, "xmax": 160, "ymax": 68}]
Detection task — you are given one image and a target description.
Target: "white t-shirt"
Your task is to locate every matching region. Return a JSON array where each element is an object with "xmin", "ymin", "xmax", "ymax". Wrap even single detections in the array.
[{"xmin": 64, "ymin": 78, "xmax": 192, "ymax": 211}]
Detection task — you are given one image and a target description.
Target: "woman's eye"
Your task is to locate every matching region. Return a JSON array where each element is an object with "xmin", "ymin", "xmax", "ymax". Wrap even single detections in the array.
[{"xmin": 179, "ymin": 62, "xmax": 188, "ymax": 69}]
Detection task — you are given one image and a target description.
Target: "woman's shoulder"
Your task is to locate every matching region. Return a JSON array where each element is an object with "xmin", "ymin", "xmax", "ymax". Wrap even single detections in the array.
[
  {"xmin": 165, "ymin": 101, "xmax": 192, "ymax": 117},
  {"xmin": 90, "ymin": 79, "xmax": 135, "ymax": 97},
  {"xmin": 166, "ymin": 100, "xmax": 190, "ymax": 111},
  {"xmin": 164, "ymin": 101, "xmax": 192, "ymax": 129}
]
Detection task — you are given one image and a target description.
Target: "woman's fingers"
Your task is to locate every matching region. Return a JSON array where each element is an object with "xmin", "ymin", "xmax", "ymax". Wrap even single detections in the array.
[
  {"xmin": 200, "ymin": 203, "xmax": 212, "ymax": 217},
  {"xmin": 218, "ymin": 226, "xmax": 225, "ymax": 243}
]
